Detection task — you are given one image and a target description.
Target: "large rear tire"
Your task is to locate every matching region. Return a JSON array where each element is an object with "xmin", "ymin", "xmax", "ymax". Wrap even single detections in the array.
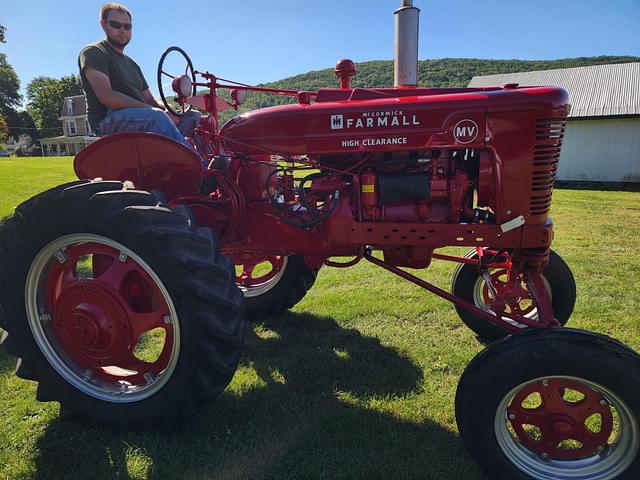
[
  {"xmin": 455, "ymin": 328, "xmax": 640, "ymax": 480},
  {"xmin": 451, "ymin": 249, "xmax": 576, "ymax": 341},
  {"xmin": 0, "ymin": 180, "xmax": 245, "ymax": 429}
]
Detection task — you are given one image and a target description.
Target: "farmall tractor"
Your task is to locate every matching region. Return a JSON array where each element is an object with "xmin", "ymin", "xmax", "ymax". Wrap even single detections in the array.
[{"xmin": 0, "ymin": 3, "xmax": 638, "ymax": 479}]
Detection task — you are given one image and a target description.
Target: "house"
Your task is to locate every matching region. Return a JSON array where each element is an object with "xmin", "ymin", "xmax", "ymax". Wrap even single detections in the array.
[
  {"xmin": 39, "ymin": 95, "xmax": 97, "ymax": 156},
  {"xmin": 5, "ymin": 134, "xmax": 33, "ymax": 155},
  {"xmin": 468, "ymin": 63, "xmax": 640, "ymax": 183}
]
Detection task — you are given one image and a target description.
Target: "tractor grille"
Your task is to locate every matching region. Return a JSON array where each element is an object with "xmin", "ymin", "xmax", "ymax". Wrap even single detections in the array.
[{"xmin": 530, "ymin": 117, "xmax": 566, "ymax": 216}]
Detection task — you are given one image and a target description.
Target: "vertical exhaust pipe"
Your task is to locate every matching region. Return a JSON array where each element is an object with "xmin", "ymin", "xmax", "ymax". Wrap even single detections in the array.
[{"xmin": 394, "ymin": 0, "xmax": 420, "ymax": 88}]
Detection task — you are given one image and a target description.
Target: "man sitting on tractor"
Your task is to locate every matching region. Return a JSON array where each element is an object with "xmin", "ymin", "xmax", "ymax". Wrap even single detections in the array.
[{"xmin": 78, "ymin": 3, "xmax": 198, "ymax": 147}]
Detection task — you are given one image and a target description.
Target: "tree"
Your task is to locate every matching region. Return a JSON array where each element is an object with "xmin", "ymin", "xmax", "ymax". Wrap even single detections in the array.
[
  {"xmin": 0, "ymin": 114, "xmax": 8, "ymax": 144},
  {"xmin": 0, "ymin": 24, "xmax": 21, "ymax": 115},
  {"xmin": 0, "ymin": 56, "xmax": 21, "ymax": 117},
  {"xmin": 26, "ymin": 75, "xmax": 83, "ymax": 137},
  {"xmin": 0, "ymin": 23, "xmax": 23, "ymax": 138},
  {"xmin": 4, "ymin": 109, "xmax": 37, "ymax": 140}
]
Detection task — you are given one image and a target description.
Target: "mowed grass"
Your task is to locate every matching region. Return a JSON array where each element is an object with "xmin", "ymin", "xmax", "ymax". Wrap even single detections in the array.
[
  {"xmin": 0, "ymin": 157, "xmax": 77, "ymax": 220},
  {"xmin": 0, "ymin": 156, "xmax": 639, "ymax": 479}
]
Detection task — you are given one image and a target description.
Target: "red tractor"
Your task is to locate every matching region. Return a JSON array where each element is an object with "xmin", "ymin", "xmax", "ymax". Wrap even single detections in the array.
[{"xmin": 1, "ymin": 16, "xmax": 639, "ymax": 480}]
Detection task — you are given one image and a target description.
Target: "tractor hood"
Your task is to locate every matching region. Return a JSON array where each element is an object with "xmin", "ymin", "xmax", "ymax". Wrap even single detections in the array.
[{"xmin": 220, "ymin": 86, "xmax": 568, "ymax": 155}]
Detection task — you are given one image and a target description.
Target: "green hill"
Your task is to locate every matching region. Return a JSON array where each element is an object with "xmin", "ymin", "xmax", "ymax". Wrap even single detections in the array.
[{"xmin": 218, "ymin": 56, "xmax": 639, "ymax": 123}]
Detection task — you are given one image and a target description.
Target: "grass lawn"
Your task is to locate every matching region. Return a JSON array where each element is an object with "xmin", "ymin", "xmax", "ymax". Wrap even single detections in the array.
[{"xmin": 0, "ymin": 156, "xmax": 639, "ymax": 479}]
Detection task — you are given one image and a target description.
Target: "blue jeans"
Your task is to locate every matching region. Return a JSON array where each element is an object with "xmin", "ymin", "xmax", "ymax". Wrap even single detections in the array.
[{"xmin": 96, "ymin": 107, "xmax": 201, "ymax": 148}]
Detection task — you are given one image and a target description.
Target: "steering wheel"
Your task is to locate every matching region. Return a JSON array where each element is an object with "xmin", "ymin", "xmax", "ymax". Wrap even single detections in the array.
[{"xmin": 157, "ymin": 46, "xmax": 197, "ymax": 117}]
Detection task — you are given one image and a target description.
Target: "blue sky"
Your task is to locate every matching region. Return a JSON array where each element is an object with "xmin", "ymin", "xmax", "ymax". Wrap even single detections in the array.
[{"xmin": 2, "ymin": 0, "xmax": 639, "ymax": 105}]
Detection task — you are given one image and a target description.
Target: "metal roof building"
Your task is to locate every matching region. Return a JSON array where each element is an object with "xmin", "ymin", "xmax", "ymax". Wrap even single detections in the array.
[{"xmin": 469, "ymin": 63, "xmax": 640, "ymax": 182}]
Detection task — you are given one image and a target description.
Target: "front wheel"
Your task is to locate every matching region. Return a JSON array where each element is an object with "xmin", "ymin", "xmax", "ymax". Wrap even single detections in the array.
[
  {"xmin": 451, "ymin": 249, "xmax": 576, "ymax": 341},
  {"xmin": 455, "ymin": 328, "xmax": 640, "ymax": 480},
  {"xmin": 0, "ymin": 181, "xmax": 245, "ymax": 428}
]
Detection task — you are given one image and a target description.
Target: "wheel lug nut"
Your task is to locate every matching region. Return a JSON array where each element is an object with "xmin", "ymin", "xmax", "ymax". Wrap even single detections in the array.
[
  {"xmin": 54, "ymin": 250, "xmax": 67, "ymax": 264},
  {"xmin": 541, "ymin": 452, "xmax": 549, "ymax": 460},
  {"xmin": 508, "ymin": 413, "xmax": 516, "ymax": 420},
  {"xmin": 599, "ymin": 399, "xmax": 608, "ymax": 406},
  {"xmin": 597, "ymin": 445, "xmax": 605, "ymax": 452},
  {"xmin": 119, "ymin": 251, "xmax": 128, "ymax": 262},
  {"xmin": 83, "ymin": 369, "xmax": 94, "ymax": 381},
  {"xmin": 542, "ymin": 379, "xmax": 549, "ymax": 387},
  {"xmin": 163, "ymin": 315, "xmax": 172, "ymax": 325}
]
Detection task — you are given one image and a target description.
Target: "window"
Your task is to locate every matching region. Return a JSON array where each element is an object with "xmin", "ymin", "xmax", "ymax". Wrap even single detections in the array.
[{"xmin": 66, "ymin": 120, "xmax": 77, "ymax": 136}]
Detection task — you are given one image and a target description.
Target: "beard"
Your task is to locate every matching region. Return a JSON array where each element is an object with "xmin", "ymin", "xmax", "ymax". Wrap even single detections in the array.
[{"xmin": 106, "ymin": 31, "xmax": 130, "ymax": 50}]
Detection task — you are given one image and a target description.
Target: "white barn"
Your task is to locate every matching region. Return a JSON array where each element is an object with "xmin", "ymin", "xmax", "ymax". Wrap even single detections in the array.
[{"xmin": 469, "ymin": 63, "xmax": 640, "ymax": 183}]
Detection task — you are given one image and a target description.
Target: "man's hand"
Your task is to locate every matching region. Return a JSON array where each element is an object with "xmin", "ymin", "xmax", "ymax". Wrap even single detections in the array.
[{"xmin": 140, "ymin": 90, "xmax": 180, "ymax": 124}]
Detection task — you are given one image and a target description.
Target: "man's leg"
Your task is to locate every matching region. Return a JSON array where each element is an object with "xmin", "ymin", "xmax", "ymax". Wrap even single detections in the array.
[
  {"xmin": 177, "ymin": 110, "xmax": 201, "ymax": 138},
  {"xmin": 177, "ymin": 111, "xmax": 206, "ymax": 152},
  {"xmin": 97, "ymin": 107, "xmax": 191, "ymax": 148}
]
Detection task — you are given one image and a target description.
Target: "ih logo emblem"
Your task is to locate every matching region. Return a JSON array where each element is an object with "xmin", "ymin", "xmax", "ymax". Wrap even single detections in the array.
[
  {"xmin": 453, "ymin": 119, "xmax": 479, "ymax": 144},
  {"xmin": 330, "ymin": 114, "xmax": 344, "ymax": 130}
]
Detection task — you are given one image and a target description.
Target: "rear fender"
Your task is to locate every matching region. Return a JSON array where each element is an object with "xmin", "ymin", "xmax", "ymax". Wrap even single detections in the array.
[{"xmin": 74, "ymin": 132, "xmax": 202, "ymax": 201}]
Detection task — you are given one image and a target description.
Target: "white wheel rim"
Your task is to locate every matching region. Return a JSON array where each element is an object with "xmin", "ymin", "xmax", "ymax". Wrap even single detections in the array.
[
  {"xmin": 494, "ymin": 376, "xmax": 639, "ymax": 479},
  {"xmin": 25, "ymin": 234, "xmax": 181, "ymax": 403},
  {"xmin": 237, "ymin": 256, "xmax": 288, "ymax": 298}
]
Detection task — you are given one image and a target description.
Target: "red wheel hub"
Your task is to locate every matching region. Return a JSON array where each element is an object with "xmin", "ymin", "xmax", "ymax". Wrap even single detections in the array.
[
  {"xmin": 482, "ymin": 269, "xmax": 536, "ymax": 316},
  {"xmin": 44, "ymin": 242, "xmax": 174, "ymax": 386},
  {"xmin": 235, "ymin": 253, "xmax": 285, "ymax": 287},
  {"xmin": 54, "ymin": 284, "xmax": 133, "ymax": 365},
  {"xmin": 507, "ymin": 378, "xmax": 614, "ymax": 460}
]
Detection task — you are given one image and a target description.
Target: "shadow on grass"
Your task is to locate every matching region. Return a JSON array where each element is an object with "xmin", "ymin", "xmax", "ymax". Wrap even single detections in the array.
[
  {"xmin": 0, "ymin": 350, "xmax": 15, "ymax": 375},
  {"xmin": 32, "ymin": 311, "xmax": 485, "ymax": 480},
  {"xmin": 0, "ymin": 326, "xmax": 17, "ymax": 375}
]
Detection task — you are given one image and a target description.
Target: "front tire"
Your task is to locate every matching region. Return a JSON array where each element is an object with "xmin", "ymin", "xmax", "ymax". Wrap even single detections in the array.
[
  {"xmin": 451, "ymin": 249, "xmax": 576, "ymax": 341},
  {"xmin": 0, "ymin": 180, "xmax": 245, "ymax": 428},
  {"xmin": 455, "ymin": 328, "xmax": 640, "ymax": 480}
]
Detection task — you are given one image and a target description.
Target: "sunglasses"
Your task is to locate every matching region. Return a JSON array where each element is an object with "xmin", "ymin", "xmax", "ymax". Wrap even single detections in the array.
[{"xmin": 107, "ymin": 20, "xmax": 132, "ymax": 31}]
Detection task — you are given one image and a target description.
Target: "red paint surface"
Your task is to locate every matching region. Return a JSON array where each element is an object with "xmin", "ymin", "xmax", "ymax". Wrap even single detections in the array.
[
  {"xmin": 45, "ymin": 242, "xmax": 174, "ymax": 386},
  {"xmin": 507, "ymin": 378, "xmax": 614, "ymax": 460}
]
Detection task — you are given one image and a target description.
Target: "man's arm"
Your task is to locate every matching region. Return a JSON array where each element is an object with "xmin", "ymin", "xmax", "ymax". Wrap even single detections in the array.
[
  {"xmin": 84, "ymin": 67, "xmax": 149, "ymax": 109},
  {"xmin": 142, "ymin": 89, "xmax": 180, "ymax": 125},
  {"xmin": 141, "ymin": 89, "xmax": 164, "ymax": 109}
]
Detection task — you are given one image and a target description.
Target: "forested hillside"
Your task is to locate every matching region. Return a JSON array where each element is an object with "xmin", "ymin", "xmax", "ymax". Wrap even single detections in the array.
[{"xmin": 218, "ymin": 56, "xmax": 638, "ymax": 123}]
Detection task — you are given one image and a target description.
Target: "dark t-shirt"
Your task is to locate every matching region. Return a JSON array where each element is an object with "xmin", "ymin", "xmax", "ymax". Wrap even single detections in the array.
[{"xmin": 78, "ymin": 40, "xmax": 149, "ymax": 129}]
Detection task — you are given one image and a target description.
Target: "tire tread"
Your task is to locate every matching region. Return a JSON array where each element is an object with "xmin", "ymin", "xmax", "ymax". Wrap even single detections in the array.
[{"xmin": 0, "ymin": 180, "xmax": 245, "ymax": 429}]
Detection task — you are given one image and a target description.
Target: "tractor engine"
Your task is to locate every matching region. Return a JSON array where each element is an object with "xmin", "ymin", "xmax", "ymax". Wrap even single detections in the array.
[
  {"xmin": 212, "ymin": 146, "xmax": 490, "ymax": 270},
  {"xmin": 268, "ymin": 150, "xmax": 478, "ymax": 226},
  {"xmin": 355, "ymin": 151, "xmax": 475, "ymax": 224}
]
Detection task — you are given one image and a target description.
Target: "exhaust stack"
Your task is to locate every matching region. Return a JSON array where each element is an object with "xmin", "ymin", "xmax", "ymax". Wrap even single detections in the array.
[{"xmin": 394, "ymin": 0, "xmax": 420, "ymax": 88}]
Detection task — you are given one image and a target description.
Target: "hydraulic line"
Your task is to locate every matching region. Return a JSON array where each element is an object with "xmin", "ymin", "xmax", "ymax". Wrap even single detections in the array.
[{"xmin": 265, "ymin": 168, "xmax": 341, "ymax": 229}]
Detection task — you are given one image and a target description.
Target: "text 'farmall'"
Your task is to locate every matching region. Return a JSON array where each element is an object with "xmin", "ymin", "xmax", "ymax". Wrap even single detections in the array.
[{"xmin": 331, "ymin": 111, "xmax": 421, "ymax": 130}]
